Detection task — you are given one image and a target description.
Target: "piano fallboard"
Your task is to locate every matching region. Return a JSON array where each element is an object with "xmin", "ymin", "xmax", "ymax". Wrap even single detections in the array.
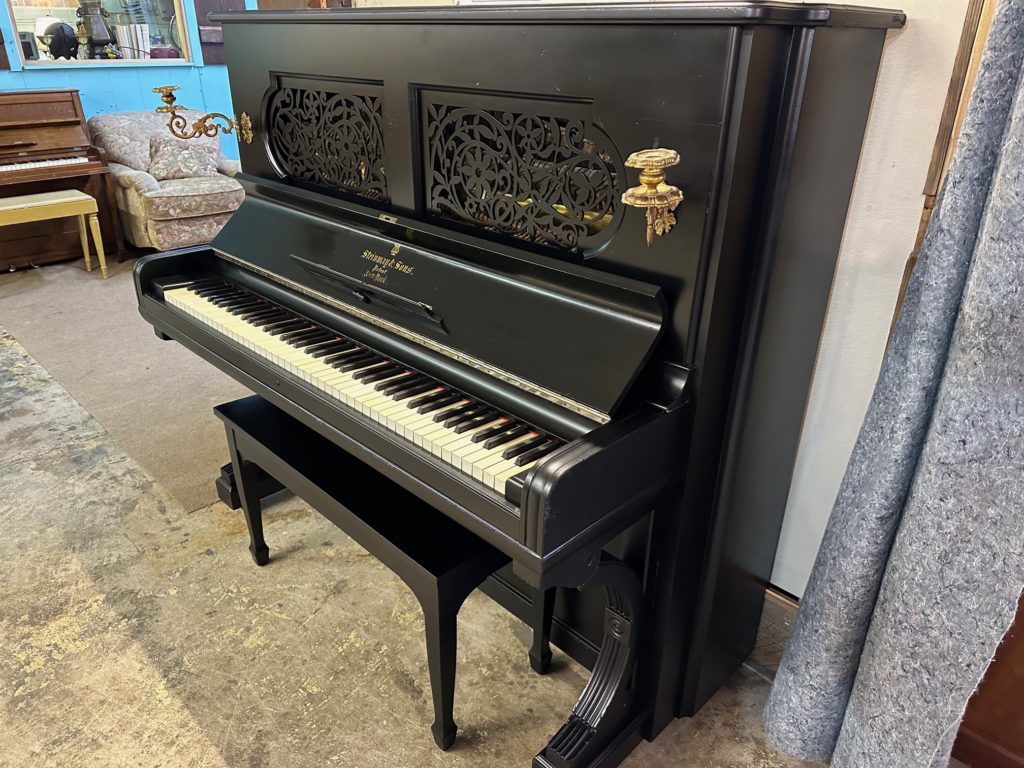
[{"xmin": 215, "ymin": 186, "xmax": 666, "ymax": 422}]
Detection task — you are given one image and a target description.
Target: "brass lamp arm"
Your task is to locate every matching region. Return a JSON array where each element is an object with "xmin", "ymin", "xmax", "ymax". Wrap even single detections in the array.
[
  {"xmin": 152, "ymin": 85, "xmax": 253, "ymax": 145},
  {"xmin": 166, "ymin": 109, "xmax": 252, "ymax": 143}
]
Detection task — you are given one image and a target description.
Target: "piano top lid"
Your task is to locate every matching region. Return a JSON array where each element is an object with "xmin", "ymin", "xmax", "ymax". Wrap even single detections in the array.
[
  {"xmin": 212, "ymin": 1, "xmax": 905, "ymax": 29},
  {"xmin": 213, "ymin": 182, "xmax": 667, "ymax": 423}
]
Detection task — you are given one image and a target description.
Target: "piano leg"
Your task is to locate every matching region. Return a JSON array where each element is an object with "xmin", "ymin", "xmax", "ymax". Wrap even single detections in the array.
[
  {"xmin": 227, "ymin": 429, "xmax": 270, "ymax": 566},
  {"xmin": 534, "ymin": 555, "xmax": 642, "ymax": 768},
  {"xmin": 529, "ymin": 587, "xmax": 556, "ymax": 675}
]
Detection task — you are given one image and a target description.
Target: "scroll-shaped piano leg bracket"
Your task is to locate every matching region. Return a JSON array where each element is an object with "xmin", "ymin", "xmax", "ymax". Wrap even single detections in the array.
[{"xmin": 534, "ymin": 554, "xmax": 642, "ymax": 768}]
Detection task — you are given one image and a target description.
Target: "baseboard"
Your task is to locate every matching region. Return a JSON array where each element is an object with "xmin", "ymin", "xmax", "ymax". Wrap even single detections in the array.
[{"xmin": 953, "ymin": 726, "xmax": 1024, "ymax": 768}]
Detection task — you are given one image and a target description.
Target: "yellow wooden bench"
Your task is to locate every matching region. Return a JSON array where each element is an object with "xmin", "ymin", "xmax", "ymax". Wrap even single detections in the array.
[{"xmin": 0, "ymin": 190, "xmax": 108, "ymax": 278}]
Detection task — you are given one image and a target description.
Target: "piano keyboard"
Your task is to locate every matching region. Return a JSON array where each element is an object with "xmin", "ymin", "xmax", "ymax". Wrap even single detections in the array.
[
  {"xmin": 164, "ymin": 279, "xmax": 564, "ymax": 496},
  {"xmin": 0, "ymin": 156, "xmax": 91, "ymax": 173}
]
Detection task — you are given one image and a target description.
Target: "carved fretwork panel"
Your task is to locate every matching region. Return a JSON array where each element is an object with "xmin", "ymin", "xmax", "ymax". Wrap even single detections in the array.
[
  {"xmin": 423, "ymin": 94, "xmax": 624, "ymax": 253},
  {"xmin": 266, "ymin": 76, "xmax": 387, "ymax": 201}
]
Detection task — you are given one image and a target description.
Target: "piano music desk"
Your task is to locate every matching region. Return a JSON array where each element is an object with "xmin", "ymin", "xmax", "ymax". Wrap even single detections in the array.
[
  {"xmin": 215, "ymin": 394, "xmax": 519, "ymax": 751},
  {"xmin": 0, "ymin": 190, "xmax": 108, "ymax": 278}
]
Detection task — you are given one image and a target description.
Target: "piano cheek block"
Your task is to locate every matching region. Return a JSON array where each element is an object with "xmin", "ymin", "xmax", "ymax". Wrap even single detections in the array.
[{"xmin": 521, "ymin": 407, "xmax": 688, "ymax": 561}]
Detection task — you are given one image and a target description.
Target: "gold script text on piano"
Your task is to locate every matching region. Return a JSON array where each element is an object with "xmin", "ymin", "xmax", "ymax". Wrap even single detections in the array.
[{"xmin": 360, "ymin": 248, "xmax": 415, "ymax": 286}]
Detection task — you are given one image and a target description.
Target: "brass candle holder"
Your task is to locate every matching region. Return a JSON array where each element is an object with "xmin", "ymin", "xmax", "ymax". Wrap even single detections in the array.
[
  {"xmin": 152, "ymin": 85, "xmax": 253, "ymax": 144},
  {"xmin": 621, "ymin": 148, "xmax": 683, "ymax": 246}
]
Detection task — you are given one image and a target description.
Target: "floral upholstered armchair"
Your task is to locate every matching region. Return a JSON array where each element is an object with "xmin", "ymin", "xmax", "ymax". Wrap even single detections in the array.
[{"xmin": 88, "ymin": 111, "xmax": 244, "ymax": 251}]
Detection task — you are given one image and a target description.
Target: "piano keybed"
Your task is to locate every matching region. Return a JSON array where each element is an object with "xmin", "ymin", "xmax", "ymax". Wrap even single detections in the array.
[
  {"xmin": 0, "ymin": 156, "xmax": 91, "ymax": 173},
  {"xmin": 164, "ymin": 278, "xmax": 565, "ymax": 496}
]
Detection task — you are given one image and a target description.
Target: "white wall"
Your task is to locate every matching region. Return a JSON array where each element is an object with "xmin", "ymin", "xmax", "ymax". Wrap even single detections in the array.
[{"xmin": 771, "ymin": 0, "xmax": 970, "ymax": 595}]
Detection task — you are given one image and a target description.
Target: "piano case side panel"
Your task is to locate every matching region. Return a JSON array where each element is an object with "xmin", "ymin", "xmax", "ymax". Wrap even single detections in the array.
[{"xmin": 677, "ymin": 25, "xmax": 891, "ymax": 716}]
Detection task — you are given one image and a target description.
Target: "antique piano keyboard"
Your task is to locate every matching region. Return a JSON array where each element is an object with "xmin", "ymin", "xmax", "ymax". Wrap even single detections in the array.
[
  {"xmin": 162, "ymin": 277, "xmax": 564, "ymax": 495},
  {"xmin": 0, "ymin": 155, "xmax": 91, "ymax": 173},
  {"xmin": 134, "ymin": 4, "xmax": 904, "ymax": 767}
]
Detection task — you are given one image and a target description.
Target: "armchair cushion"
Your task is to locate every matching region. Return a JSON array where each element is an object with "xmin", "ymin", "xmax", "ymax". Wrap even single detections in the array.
[
  {"xmin": 107, "ymin": 162, "xmax": 161, "ymax": 195},
  {"xmin": 143, "ymin": 176, "xmax": 245, "ymax": 221},
  {"xmin": 149, "ymin": 135, "xmax": 219, "ymax": 181},
  {"xmin": 89, "ymin": 111, "xmax": 221, "ymax": 171}
]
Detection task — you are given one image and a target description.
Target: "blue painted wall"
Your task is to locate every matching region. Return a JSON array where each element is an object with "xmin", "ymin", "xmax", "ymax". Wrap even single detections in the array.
[{"xmin": 0, "ymin": 0, "xmax": 258, "ymax": 158}]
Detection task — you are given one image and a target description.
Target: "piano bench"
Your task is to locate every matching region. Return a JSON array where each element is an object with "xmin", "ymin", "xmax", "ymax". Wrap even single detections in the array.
[
  {"xmin": 214, "ymin": 394, "xmax": 511, "ymax": 751},
  {"xmin": 0, "ymin": 190, "xmax": 108, "ymax": 278}
]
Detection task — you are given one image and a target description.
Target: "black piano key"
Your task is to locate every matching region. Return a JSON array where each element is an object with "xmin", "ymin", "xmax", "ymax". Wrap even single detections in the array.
[
  {"xmin": 483, "ymin": 424, "xmax": 530, "ymax": 449},
  {"xmin": 218, "ymin": 292, "xmax": 258, "ymax": 305},
  {"xmin": 417, "ymin": 393, "xmax": 461, "ymax": 414},
  {"xmin": 193, "ymin": 285, "xmax": 236, "ymax": 298},
  {"xmin": 433, "ymin": 400, "xmax": 475, "ymax": 423},
  {"xmin": 393, "ymin": 381, "xmax": 437, "ymax": 401},
  {"xmin": 407, "ymin": 388, "xmax": 449, "ymax": 409},
  {"xmin": 453, "ymin": 411, "xmax": 499, "ymax": 434},
  {"xmin": 211, "ymin": 292, "xmax": 250, "ymax": 307},
  {"xmin": 293, "ymin": 330, "xmax": 335, "ymax": 347},
  {"xmin": 309, "ymin": 340, "xmax": 354, "ymax": 357},
  {"xmin": 206, "ymin": 287, "xmax": 246, "ymax": 300},
  {"xmin": 279, "ymin": 326, "xmax": 324, "ymax": 344},
  {"xmin": 267, "ymin": 319, "xmax": 308, "ymax": 336},
  {"xmin": 336, "ymin": 354, "xmax": 382, "ymax": 372},
  {"xmin": 236, "ymin": 300, "xmax": 275, "ymax": 314},
  {"xmin": 228, "ymin": 300, "xmax": 268, "ymax": 315},
  {"xmin": 239, "ymin": 308, "xmax": 283, "ymax": 323},
  {"xmin": 514, "ymin": 439, "xmax": 560, "ymax": 466},
  {"xmin": 356, "ymin": 364, "xmax": 402, "ymax": 384},
  {"xmin": 375, "ymin": 372, "xmax": 419, "ymax": 394},
  {"xmin": 324, "ymin": 347, "xmax": 365, "ymax": 364},
  {"xmin": 383, "ymin": 376, "xmax": 430, "ymax": 397},
  {"xmin": 502, "ymin": 433, "xmax": 546, "ymax": 460},
  {"xmin": 250, "ymin": 312, "xmax": 293, "ymax": 328},
  {"xmin": 472, "ymin": 419, "xmax": 515, "ymax": 444},
  {"xmin": 444, "ymin": 405, "xmax": 489, "ymax": 429}
]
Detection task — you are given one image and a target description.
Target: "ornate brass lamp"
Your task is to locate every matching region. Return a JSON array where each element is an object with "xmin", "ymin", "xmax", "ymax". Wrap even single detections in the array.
[
  {"xmin": 152, "ymin": 85, "xmax": 253, "ymax": 144},
  {"xmin": 621, "ymin": 148, "xmax": 683, "ymax": 246}
]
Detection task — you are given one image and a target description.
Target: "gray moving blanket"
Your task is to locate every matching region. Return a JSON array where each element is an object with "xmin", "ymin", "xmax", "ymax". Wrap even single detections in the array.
[{"xmin": 763, "ymin": 1, "xmax": 1024, "ymax": 765}]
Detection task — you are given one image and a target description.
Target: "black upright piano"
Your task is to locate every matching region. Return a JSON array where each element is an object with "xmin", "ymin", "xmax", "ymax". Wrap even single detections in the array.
[{"xmin": 134, "ymin": 4, "xmax": 904, "ymax": 766}]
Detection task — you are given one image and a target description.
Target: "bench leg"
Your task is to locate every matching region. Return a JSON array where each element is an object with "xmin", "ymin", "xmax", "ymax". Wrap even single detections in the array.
[
  {"xmin": 87, "ymin": 213, "xmax": 108, "ymax": 279},
  {"xmin": 77, "ymin": 215, "xmax": 91, "ymax": 273},
  {"xmin": 529, "ymin": 587, "xmax": 556, "ymax": 675},
  {"xmin": 418, "ymin": 590, "xmax": 459, "ymax": 751},
  {"xmin": 227, "ymin": 429, "xmax": 270, "ymax": 566}
]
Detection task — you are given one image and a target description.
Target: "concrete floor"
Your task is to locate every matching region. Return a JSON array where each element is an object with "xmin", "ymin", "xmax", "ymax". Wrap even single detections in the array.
[{"xmin": 0, "ymin": 324, "xmax": 820, "ymax": 768}]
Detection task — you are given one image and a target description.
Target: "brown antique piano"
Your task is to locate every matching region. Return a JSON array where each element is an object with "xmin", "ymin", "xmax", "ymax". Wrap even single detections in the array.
[
  {"xmin": 0, "ymin": 88, "xmax": 120, "ymax": 271},
  {"xmin": 134, "ymin": 4, "xmax": 905, "ymax": 766}
]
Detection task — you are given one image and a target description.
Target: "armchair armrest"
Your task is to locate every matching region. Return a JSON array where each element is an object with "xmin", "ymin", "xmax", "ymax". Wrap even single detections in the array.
[
  {"xmin": 108, "ymin": 162, "xmax": 160, "ymax": 194},
  {"xmin": 217, "ymin": 155, "xmax": 240, "ymax": 177}
]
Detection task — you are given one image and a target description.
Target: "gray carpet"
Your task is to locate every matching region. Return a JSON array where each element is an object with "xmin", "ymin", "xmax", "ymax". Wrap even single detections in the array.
[{"xmin": 0, "ymin": 258, "xmax": 247, "ymax": 512}]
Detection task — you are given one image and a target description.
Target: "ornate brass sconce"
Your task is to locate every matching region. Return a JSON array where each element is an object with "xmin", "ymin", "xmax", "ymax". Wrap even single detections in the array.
[
  {"xmin": 621, "ymin": 148, "xmax": 683, "ymax": 246},
  {"xmin": 152, "ymin": 85, "xmax": 253, "ymax": 144}
]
